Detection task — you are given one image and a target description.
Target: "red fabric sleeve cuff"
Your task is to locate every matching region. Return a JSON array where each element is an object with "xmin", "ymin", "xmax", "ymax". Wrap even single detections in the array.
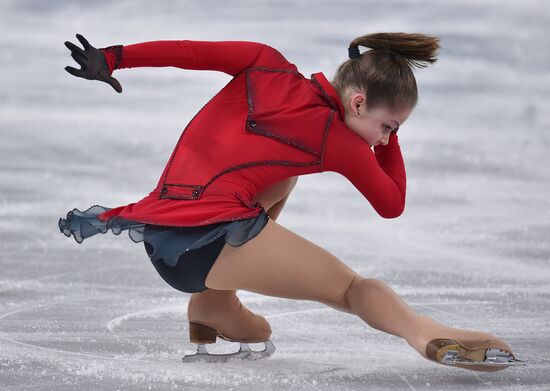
[{"xmin": 99, "ymin": 45, "xmax": 123, "ymax": 74}]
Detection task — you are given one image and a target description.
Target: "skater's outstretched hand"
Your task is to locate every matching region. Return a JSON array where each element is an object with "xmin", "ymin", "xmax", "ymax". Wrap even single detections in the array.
[{"xmin": 64, "ymin": 33, "xmax": 122, "ymax": 93}]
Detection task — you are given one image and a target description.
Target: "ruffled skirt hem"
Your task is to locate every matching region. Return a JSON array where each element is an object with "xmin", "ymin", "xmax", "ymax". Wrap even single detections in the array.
[
  {"xmin": 58, "ymin": 205, "xmax": 145, "ymax": 244},
  {"xmin": 58, "ymin": 204, "xmax": 269, "ymax": 267}
]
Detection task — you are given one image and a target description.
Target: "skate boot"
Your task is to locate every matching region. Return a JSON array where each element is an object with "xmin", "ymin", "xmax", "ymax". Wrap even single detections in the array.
[
  {"xmin": 413, "ymin": 316, "xmax": 524, "ymax": 372},
  {"xmin": 182, "ymin": 288, "xmax": 275, "ymax": 363}
]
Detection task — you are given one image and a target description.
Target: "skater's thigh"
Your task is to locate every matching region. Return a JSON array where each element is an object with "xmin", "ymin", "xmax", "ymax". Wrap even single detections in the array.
[{"xmin": 205, "ymin": 218, "xmax": 359, "ymax": 305}]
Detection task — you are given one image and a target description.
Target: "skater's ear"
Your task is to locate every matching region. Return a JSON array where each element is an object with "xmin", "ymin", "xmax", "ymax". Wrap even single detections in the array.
[{"xmin": 345, "ymin": 89, "xmax": 367, "ymax": 117}]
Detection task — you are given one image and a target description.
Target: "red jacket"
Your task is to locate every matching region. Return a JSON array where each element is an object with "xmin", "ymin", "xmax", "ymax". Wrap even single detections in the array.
[{"xmin": 98, "ymin": 40, "xmax": 406, "ymax": 226}]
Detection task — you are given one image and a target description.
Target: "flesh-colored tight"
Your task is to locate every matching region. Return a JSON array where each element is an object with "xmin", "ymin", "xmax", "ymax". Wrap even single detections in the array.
[{"xmin": 203, "ymin": 177, "xmax": 475, "ymax": 358}]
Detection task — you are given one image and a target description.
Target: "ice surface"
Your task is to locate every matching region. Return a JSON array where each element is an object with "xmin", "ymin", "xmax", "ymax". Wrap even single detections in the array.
[{"xmin": 1, "ymin": 0, "xmax": 549, "ymax": 389}]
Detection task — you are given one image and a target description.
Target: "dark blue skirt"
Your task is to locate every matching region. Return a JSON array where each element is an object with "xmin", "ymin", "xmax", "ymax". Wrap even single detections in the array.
[{"xmin": 58, "ymin": 205, "xmax": 269, "ymax": 293}]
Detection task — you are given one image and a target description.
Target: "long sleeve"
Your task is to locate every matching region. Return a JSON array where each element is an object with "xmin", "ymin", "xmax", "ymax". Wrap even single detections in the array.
[
  {"xmin": 100, "ymin": 40, "xmax": 291, "ymax": 77},
  {"xmin": 323, "ymin": 124, "xmax": 406, "ymax": 218}
]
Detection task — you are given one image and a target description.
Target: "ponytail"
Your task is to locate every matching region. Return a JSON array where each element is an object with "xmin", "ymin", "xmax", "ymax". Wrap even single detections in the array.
[{"xmin": 332, "ymin": 32, "xmax": 440, "ymax": 111}]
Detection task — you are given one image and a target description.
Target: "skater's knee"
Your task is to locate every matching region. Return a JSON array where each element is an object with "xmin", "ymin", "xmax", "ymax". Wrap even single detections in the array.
[
  {"xmin": 332, "ymin": 274, "xmax": 364, "ymax": 313},
  {"xmin": 336, "ymin": 276, "xmax": 386, "ymax": 314}
]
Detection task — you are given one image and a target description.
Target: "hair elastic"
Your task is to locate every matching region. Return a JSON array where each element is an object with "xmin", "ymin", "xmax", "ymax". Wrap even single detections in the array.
[{"xmin": 348, "ymin": 46, "xmax": 361, "ymax": 59}]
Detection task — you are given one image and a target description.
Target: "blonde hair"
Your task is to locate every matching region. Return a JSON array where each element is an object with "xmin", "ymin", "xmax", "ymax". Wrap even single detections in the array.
[{"xmin": 332, "ymin": 32, "xmax": 440, "ymax": 112}]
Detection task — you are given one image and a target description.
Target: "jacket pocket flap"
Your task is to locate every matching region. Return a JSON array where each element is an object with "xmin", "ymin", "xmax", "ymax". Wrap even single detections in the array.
[{"xmin": 161, "ymin": 184, "xmax": 202, "ymax": 200}]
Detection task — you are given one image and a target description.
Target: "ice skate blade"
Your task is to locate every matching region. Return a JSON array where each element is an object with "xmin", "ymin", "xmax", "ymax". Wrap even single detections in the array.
[
  {"xmin": 427, "ymin": 339, "xmax": 526, "ymax": 371},
  {"xmin": 182, "ymin": 340, "xmax": 276, "ymax": 363},
  {"xmin": 441, "ymin": 348, "xmax": 526, "ymax": 367}
]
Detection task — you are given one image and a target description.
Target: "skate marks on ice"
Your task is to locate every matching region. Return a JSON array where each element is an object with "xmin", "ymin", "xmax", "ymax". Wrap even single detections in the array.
[
  {"xmin": 106, "ymin": 298, "xmax": 408, "ymax": 364},
  {"xmin": 0, "ymin": 283, "xmax": 477, "ymax": 390},
  {"xmin": 0, "ymin": 222, "xmax": 399, "ymax": 388},
  {"xmin": 0, "ymin": 296, "xmax": 416, "ymax": 390},
  {"xmin": 1, "ymin": 278, "xmax": 547, "ymax": 390},
  {"xmin": 393, "ymin": 208, "xmax": 550, "ymax": 280},
  {"xmin": 0, "ymin": 228, "xmax": 48, "ymax": 259},
  {"xmin": 0, "ymin": 226, "xmax": 546, "ymax": 390}
]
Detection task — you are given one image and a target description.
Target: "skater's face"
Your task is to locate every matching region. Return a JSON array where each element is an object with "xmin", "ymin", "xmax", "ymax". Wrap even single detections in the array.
[{"xmin": 344, "ymin": 92, "xmax": 412, "ymax": 147}]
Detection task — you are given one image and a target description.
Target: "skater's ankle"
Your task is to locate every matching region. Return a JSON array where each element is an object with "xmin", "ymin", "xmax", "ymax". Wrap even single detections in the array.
[{"xmin": 405, "ymin": 315, "xmax": 445, "ymax": 358}]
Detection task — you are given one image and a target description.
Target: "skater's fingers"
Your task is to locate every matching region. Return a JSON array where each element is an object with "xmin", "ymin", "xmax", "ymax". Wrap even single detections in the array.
[
  {"xmin": 64, "ymin": 41, "xmax": 86, "ymax": 56},
  {"xmin": 65, "ymin": 65, "xmax": 86, "ymax": 79},
  {"xmin": 109, "ymin": 76, "xmax": 123, "ymax": 93},
  {"xmin": 76, "ymin": 33, "xmax": 91, "ymax": 51},
  {"xmin": 70, "ymin": 51, "xmax": 87, "ymax": 68},
  {"xmin": 97, "ymin": 68, "xmax": 123, "ymax": 93}
]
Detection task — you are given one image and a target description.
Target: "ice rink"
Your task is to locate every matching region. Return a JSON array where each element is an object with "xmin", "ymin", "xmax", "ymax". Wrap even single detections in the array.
[{"xmin": 1, "ymin": 0, "xmax": 549, "ymax": 389}]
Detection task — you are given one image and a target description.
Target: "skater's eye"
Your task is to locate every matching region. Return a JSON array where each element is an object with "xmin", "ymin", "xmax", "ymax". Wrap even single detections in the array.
[{"xmin": 384, "ymin": 124, "xmax": 399, "ymax": 134}]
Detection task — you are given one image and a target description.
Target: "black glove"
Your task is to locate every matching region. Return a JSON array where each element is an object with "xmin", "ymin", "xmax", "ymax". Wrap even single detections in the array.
[{"xmin": 64, "ymin": 33, "xmax": 122, "ymax": 93}]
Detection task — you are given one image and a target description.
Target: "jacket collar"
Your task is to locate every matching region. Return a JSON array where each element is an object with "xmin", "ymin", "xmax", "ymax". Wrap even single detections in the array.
[{"xmin": 310, "ymin": 72, "xmax": 346, "ymax": 121}]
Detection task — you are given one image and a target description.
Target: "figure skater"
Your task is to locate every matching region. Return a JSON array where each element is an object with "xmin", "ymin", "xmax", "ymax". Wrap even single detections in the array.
[{"xmin": 60, "ymin": 32, "xmax": 523, "ymax": 370}]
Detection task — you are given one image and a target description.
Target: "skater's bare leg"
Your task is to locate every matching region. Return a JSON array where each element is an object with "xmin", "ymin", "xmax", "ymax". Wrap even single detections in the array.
[
  {"xmin": 206, "ymin": 218, "xmax": 421, "ymax": 344},
  {"xmin": 187, "ymin": 177, "xmax": 299, "ymax": 338},
  {"xmin": 205, "ymin": 218, "xmax": 514, "ymax": 365}
]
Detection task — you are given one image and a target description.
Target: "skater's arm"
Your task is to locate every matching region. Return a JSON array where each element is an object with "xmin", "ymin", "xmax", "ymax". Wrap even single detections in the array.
[
  {"xmin": 323, "ymin": 128, "xmax": 406, "ymax": 218},
  {"xmin": 100, "ymin": 40, "xmax": 292, "ymax": 77}
]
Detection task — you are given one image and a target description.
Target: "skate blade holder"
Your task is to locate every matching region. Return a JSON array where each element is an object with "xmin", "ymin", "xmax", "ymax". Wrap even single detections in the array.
[
  {"xmin": 182, "ymin": 340, "xmax": 276, "ymax": 363},
  {"xmin": 442, "ymin": 347, "xmax": 526, "ymax": 367}
]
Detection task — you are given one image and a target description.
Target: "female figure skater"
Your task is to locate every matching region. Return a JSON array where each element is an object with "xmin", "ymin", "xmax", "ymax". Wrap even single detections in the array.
[{"xmin": 60, "ymin": 32, "xmax": 523, "ymax": 371}]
